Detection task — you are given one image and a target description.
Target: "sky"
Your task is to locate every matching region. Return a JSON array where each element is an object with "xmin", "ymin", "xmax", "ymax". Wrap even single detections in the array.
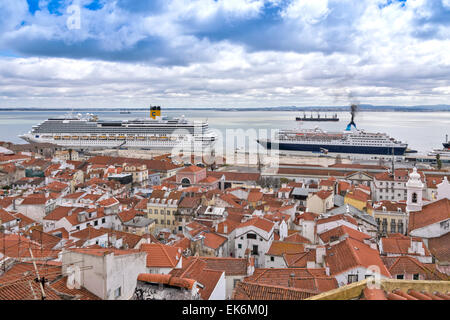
[{"xmin": 0, "ymin": 0, "xmax": 449, "ymax": 108}]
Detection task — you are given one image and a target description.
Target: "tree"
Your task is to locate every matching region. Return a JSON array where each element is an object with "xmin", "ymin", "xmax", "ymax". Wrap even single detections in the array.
[{"xmin": 436, "ymin": 154, "xmax": 442, "ymax": 170}]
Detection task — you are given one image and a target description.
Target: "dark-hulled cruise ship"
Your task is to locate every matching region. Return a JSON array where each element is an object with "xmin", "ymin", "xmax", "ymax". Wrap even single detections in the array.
[
  {"xmin": 19, "ymin": 106, "xmax": 217, "ymax": 150},
  {"xmin": 257, "ymin": 127, "xmax": 408, "ymax": 157}
]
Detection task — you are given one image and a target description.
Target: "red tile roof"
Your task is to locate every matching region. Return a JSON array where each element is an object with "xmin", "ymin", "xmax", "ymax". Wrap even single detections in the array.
[
  {"xmin": 68, "ymin": 248, "xmax": 140, "ymax": 257},
  {"xmin": 381, "ymin": 235, "xmax": 431, "ymax": 257},
  {"xmin": 315, "ymin": 190, "xmax": 333, "ymax": 200},
  {"xmin": 316, "ymin": 214, "xmax": 358, "ymax": 227},
  {"xmin": 169, "ymin": 257, "xmax": 224, "ymax": 300},
  {"xmin": 408, "ymin": 198, "xmax": 450, "ymax": 232},
  {"xmin": 232, "ymin": 282, "xmax": 316, "ymax": 300},
  {"xmin": 291, "ymin": 276, "xmax": 339, "ymax": 293},
  {"xmin": 70, "ymin": 227, "xmax": 108, "ymax": 241},
  {"xmin": 319, "ymin": 225, "xmax": 371, "ymax": 243},
  {"xmin": 178, "ymin": 165, "xmax": 205, "ymax": 173},
  {"xmin": 428, "ymin": 232, "xmax": 450, "ymax": 263},
  {"xmin": 267, "ymin": 241, "xmax": 305, "ymax": 256},
  {"xmin": 284, "ymin": 233, "xmax": 311, "ymax": 244},
  {"xmin": 97, "ymin": 197, "xmax": 119, "ymax": 207},
  {"xmin": 199, "ymin": 257, "xmax": 250, "ymax": 276},
  {"xmin": 387, "ymin": 256, "xmax": 447, "ymax": 280},
  {"xmin": 325, "ymin": 238, "xmax": 391, "ymax": 278},
  {"xmin": 137, "ymin": 273, "xmax": 196, "ymax": 290},
  {"xmin": 202, "ymin": 232, "xmax": 227, "ymax": 250},
  {"xmin": 244, "ymin": 268, "xmax": 328, "ymax": 288},
  {"xmin": 140, "ymin": 243, "xmax": 182, "ymax": 268},
  {"xmin": 118, "ymin": 208, "xmax": 141, "ymax": 223},
  {"xmin": 282, "ymin": 250, "xmax": 316, "ymax": 268},
  {"xmin": 0, "ymin": 208, "xmax": 16, "ymax": 224},
  {"xmin": 20, "ymin": 196, "xmax": 47, "ymax": 205},
  {"xmin": 237, "ymin": 217, "xmax": 274, "ymax": 233}
]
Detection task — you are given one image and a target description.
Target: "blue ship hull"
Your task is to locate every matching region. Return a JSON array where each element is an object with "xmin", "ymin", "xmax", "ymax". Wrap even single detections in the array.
[{"xmin": 258, "ymin": 140, "xmax": 407, "ymax": 155}]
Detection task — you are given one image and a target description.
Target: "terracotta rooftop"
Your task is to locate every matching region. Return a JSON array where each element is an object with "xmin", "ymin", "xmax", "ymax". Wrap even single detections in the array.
[
  {"xmin": 237, "ymin": 217, "xmax": 274, "ymax": 234},
  {"xmin": 170, "ymin": 257, "xmax": 223, "ymax": 300},
  {"xmin": 202, "ymin": 232, "xmax": 227, "ymax": 250},
  {"xmin": 244, "ymin": 268, "xmax": 328, "ymax": 288},
  {"xmin": 381, "ymin": 235, "xmax": 431, "ymax": 257},
  {"xmin": 232, "ymin": 282, "xmax": 316, "ymax": 300},
  {"xmin": 137, "ymin": 273, "xmax": 196, "ymax": 290},
  {"xmin": 318, "ymin": 225, "xmax": 371, "ymax": 244},
  {"xmin": 316, "ymin": 214, "xmax": 358, "ymax": 227},
  {"xmin": 0, "ymin": 262, "xmax": 99, "ymax": 300},
  {"xmin": 315, "ymin": 190, "xmax": 333, "ymax": 200},
  {"xmin": 199, "ymin": 257, "xmax": 250, "ymax": 276},
  {"xmin": 408, "ymin": 198, "xmax": 450, "ymax": 232},
  {"xmin": 282, "ymin": 250, "xmax": 316, "ymax": 268},
  {"xmin": 97, "ymin": 197, "xmax": 119, "ymax": 207},
  {"xmin": 387, "ymin": 256, "xmax": 447, "ymax": 281},
  {"xmin": 325, "ymin": 238, "xmax": 391, "ymax": 278},
  {"xmin": 284, "ymin": 233, "xmax": 312, "ymax": 244},
  {"xmin": 428, "ymin": 232, "xmax": 450, "ymax": 263},
  {"xmin": 70, "ymin": 227, "xmax": 108, "ymax": 241},
  {"xmin": 267, "ymin": 241, "xmax": 305, "ymax": 256},
  {"xmin": 140, "ymin": 243, "xmax": 183, "ymax": 268}
]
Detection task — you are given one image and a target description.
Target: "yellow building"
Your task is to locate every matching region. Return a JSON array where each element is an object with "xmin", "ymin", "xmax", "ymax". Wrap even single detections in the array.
[
  {"xmin": 344, "ymin": 191, "xmax": 370, "ymax": 212},
  {"xmin": 146, "ymin": 190, "xmax": 183, "ymax": 233}
]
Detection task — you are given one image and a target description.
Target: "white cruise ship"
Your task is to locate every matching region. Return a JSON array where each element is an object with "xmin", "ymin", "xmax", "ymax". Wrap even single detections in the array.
[{"xmin": 19, "ymin": 106, "xmax": 217, "ymax": 150}]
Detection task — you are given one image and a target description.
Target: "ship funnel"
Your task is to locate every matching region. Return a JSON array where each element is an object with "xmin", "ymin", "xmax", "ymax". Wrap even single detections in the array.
[
  {"xmin": 345, "ymin": 104, "xmax": 358, "ymax": 131},
  {"xmin": 150, "ymin": 106, "xmax": 162, "ymax": 120}
]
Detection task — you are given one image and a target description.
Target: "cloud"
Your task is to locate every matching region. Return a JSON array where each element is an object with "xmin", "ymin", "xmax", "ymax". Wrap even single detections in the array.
[{"xmin": 0, "ymin": 0, "xmax": 449, "ymax": 107}]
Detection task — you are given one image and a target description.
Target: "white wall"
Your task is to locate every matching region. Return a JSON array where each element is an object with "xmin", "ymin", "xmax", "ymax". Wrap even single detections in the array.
[
  {"xmin": 62, "ymin": 250, "xmax": 147, "ymax": 300},
  {"xmin": 208, "ymin": 271, "xmax": 226, "ymax": 300},
  {"xmin": 265, "ymin": 255, "xmax": 287, "ymax": 268},
  {"xmin": 410, "ymin": 219, "xmax": 450, "ymax": 239}
]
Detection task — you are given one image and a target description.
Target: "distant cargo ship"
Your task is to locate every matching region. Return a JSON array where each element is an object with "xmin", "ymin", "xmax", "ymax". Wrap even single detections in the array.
[
  {"xmin": 19, "ymin": 106, "xmax": 217, "ymax": 150},
  {"xmin": 296, "ymin": 112, "xmax": 339, "ymax": 122}
]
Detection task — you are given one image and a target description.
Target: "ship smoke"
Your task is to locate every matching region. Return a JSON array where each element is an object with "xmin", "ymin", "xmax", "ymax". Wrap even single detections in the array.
[{"xmin": 346, "ymin": 104, "xmax": 358, "ymax": 131}]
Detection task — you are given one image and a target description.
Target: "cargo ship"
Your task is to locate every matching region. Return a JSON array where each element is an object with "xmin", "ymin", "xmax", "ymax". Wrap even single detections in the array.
[{"xmin": 296, "ymin": 112, "xmax": 339, "ymax": 122}]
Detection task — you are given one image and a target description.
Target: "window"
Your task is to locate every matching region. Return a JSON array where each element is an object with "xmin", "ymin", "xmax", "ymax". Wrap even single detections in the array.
[
  {"xmin": 94, "ymin": 220, "xmax": 98, "ymax": 226},
  {"xmin": 167, "ymin": 220, "xmax": 170, "ymax": 225},
  {"xmin": 398, "ymin": 221, "xmax": 404, "ymax": 234},
  {"xmin": 76, "ymin": 226, "xmax": 80, "ymax": 230},
  {"xmin": 348, "ymin": 275, "xmax": 358, "ymax": 284},
  {"xmin": 247, "ymin": 233, "xmax": 257, "ymax": 239},
  {"xmin": 396, "ymin": 274, "xmax": 404, "ymax": 279},
  {"xmin": 114, "ymin": 287, "xmax": 121, "ymax": 299},
  {"xmin": 238, "ymin": 244, "xmax": 242, "ymax": 249},
  {"xmin": 240, "ymin": 237, "xmax": 243, "ymax": 240},
  {"xmin": 412, "ymin": 192, "xmax": 417, "ymax": 203},
  {"xmin": 149, "ymin": 209, "xmax": 152, "ymax": 214},
  {"xmin": 102, "ymin": 218, "xmax": 106, "ymax": 224},
  {"xmin": 155, "ymin": 209, "xmax": 158, "ymax": 214},
  {"xmin": 270, "ymin": 256, "xmax": 274, "ymax": 262},
  {"xmin": 382, "ymin": 219, "xmax": 387, "ymax": 233},
  {"xmin": 252, "ymin": 245, "xmax": 258, "ymax": 255},
  {"xmin": 390, "ymin": 220, "xmax": 396, "ymax": 233},
  {"xmin": 233, "ymin": 279, "xmax": 241, "ymax": 288},
  {"xmin": 413, "ymin": 274, "xmax": 420, "ymax": 280}
]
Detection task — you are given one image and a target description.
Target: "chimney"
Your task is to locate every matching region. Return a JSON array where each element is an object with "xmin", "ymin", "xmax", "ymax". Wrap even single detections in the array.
[
  {"xmin": 224, "ymin": 224, "xmax": 228, "ymax": 234},
  {"xmin": 315, "ymin": 246, "xmax": 326, "ymax": 265},
  {"xmin": 77, "ymin": 212, "xmax": 86, "ymax": 223}
]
